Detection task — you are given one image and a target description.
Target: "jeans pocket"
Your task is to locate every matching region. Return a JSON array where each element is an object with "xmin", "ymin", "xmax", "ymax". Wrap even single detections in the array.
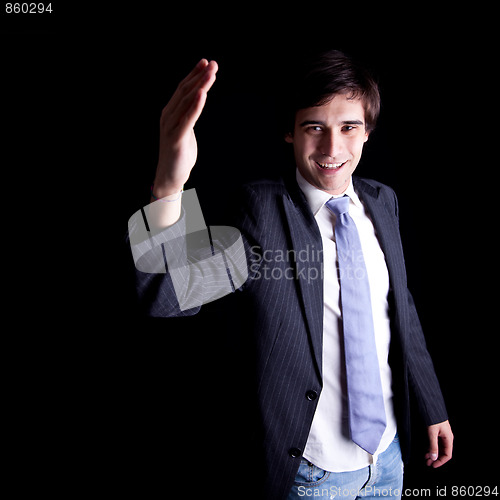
[{"xmin": 294, "ymin": 459, "xmax": 331, "ymax": 487}]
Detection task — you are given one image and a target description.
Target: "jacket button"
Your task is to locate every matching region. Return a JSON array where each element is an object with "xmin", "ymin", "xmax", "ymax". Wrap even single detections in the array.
[
  {"xmin": 306, "ymin": 390, "xmax": 318, "ymax": 401},
  {"xmin": 288, "ymin": 447, "xmax": 302, "ymax": 458}
]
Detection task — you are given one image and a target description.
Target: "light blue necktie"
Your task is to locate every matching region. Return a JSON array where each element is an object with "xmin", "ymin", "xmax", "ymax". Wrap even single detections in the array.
[{"xmin": 326, "ymin": 195, "xmax": 387, "ymax": 455}]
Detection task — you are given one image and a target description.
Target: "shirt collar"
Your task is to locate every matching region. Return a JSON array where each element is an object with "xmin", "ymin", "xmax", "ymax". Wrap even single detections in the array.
[{"xmin": 296, "ymin": 168, "xmax": 363, "ymax": 216}]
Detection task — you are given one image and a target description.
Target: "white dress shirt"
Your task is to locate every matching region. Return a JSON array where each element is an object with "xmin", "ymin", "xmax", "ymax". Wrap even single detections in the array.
[{"xmin": 297, "ymin": 169, "xmax": 398, "ymax": 472}]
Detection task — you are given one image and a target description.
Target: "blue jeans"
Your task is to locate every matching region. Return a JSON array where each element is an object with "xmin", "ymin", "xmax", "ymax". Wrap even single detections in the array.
[{"xmin": 287, "ymin": 435, "xmax": 404, "ymax": 500}]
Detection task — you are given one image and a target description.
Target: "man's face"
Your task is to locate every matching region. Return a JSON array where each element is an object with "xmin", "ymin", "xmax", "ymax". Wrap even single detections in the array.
[{"xmin": 286, "ymin": 93, "xmax": 369, "ymax": 195}]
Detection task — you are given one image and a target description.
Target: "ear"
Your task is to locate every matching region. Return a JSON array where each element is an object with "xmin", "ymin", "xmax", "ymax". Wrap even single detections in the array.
[
  {"xmin": 363, "ymin": 130, "xmax": 370, "ymax": 143},
  {"xmin": 285, "ymin": 132, "xmax": 294, "ymax": 144}
]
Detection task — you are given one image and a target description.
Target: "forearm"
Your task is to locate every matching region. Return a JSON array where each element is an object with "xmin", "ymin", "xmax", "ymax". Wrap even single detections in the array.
[
  {"xmin": 128, "ymin": 188, "xmax": 249, "ymax": 314},
  {"xmin": 129, "ymin": 58, "xmax": 223, "ymax": 316},
  {"xmin": 406, "ymin": 289, "xmax": 448, "ymax": 424},
  {"xmin": 149, "ymin": 58, "xmax": 218, "ymax": 229}
]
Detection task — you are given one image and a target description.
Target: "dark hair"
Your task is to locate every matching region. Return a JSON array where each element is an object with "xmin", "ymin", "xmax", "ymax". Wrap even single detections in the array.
[{"xmin": 282, "ymin": 49, "xmax": 380, "ymax": 134}]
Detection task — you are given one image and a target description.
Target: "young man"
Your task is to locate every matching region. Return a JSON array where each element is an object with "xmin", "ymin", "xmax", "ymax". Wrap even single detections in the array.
[{"xmin": 128, "ymin": 50, "xmax": 453, "ymax": 500}]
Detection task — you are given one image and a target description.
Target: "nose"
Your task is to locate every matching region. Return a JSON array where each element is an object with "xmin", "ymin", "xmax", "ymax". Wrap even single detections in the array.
[{"xmin": 320, "ymin": 130, "xmax": 342, "ymax": 159}]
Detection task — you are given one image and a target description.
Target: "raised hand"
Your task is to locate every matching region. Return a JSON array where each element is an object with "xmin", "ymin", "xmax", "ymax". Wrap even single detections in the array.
[{"xmin": 153, "ymin": 58, "xmax": 218, "ymax": 198}]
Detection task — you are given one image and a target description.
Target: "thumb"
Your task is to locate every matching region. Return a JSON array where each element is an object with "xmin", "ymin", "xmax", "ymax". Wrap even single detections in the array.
[{"xmin": 426, "ymin": 427, "xmax": 439, "ymax": 464}]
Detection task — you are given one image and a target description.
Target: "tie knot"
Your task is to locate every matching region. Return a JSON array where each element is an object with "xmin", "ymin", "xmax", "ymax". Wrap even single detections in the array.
[{"xmin": 325, "ymin": 195, "xmax": 350, "ymax": 216}]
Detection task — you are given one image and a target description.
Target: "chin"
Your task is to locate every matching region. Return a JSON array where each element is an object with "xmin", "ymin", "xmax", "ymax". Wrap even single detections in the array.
[{"xmin": 316, "ymin": 175, "xmax": 350, "ymax": 194}]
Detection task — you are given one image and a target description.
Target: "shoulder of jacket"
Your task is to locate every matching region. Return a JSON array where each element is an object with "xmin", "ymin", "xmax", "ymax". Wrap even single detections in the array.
[
  {"xmin": 354, "ymin": 176, "xmax": 399, "ymax": 218},
  {"xmin": 355, "ymin": 176, "xmax": 398, "ymax": 200},
  {"xmin": 242, "ymin": 178, "xmax": 288, "ymax": 194},
  {"xmin": 354, "ymin": 176, "xmax": 393, "ymax": 192}
]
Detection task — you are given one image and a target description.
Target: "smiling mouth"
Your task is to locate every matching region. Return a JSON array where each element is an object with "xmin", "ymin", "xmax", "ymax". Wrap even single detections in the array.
[{"xmin": 316, "ymin": 161, "xmax": 347, "ymax": 170}]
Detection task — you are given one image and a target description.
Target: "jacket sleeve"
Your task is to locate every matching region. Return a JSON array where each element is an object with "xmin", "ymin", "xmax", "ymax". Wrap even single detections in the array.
[
  {"xmin": 127, "ymin": 188, "xmax": 249, "ymax": 317},
  {"xmin": 385, "ymin": 185, "xmax": 449, "ymax": 426},
  {"xmin": 406, "ymin": 289, "xmax": 449, "ymax": 425}
]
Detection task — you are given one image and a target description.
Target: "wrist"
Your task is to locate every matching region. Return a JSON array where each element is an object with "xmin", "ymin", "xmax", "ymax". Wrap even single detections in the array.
[{"xmin": 151, "ymin": 183, "xmax": 184, "ymax": 200}]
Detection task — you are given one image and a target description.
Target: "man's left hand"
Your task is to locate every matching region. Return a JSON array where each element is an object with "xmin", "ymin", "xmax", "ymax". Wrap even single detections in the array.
[{"xmin": 426, "ymin": 420, "xmax": 454, "ymax": 468}]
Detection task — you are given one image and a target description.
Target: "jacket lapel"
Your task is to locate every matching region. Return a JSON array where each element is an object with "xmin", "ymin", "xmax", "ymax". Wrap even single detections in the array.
[
  {"xmin": 282, "ymin": 179, "xmax": 324, "ymax": 379},
  {"xmin": 353, "ymin": 177, "xmax": 407, "ymax": 297},
  {"xmin": 280, "ymin": 176, "xmax": 408, "ymax": 382}
]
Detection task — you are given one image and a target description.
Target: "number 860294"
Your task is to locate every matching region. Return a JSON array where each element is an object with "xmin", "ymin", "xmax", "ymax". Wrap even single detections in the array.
[{"xmin": 5, "ymin": 3, "xmax": 52, "ymax": 13}]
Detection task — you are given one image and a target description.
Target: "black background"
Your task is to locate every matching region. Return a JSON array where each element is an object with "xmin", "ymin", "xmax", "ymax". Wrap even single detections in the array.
[{"xmin": 3, "ymin": 3, "xmax": 497, "ymax": 497}]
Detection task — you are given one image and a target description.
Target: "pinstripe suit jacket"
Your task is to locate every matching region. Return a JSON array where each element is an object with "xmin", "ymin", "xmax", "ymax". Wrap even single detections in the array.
[{"xmin": 134, "ymin": 174, "xmax": 448, "ymax": 500}]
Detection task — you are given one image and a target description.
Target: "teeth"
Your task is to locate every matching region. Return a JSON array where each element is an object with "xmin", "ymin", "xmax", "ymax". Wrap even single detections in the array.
[{"xmin": 318, "ymin": 161, "xmax": 344, "ymax": 169}]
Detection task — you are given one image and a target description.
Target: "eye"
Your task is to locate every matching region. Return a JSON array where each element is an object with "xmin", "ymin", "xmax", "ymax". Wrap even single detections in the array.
[
  {"xmin": 307, "ymin": 126, "xmax": 323, "ymax": 133},
  {"xmin": 341, "ymin": 125, "xmax": 355, "ymax": 132}
]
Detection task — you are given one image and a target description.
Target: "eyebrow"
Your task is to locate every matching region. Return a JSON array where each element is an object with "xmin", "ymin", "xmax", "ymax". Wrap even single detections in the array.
[{"xmin": 299, "ymin": 119, "xmax": 364, "ymax": 127}]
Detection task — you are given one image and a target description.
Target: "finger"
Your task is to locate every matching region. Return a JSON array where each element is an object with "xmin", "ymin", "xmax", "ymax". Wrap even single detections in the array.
[
  {"xmin": 181, "ymin": 58, "xmax": 209, "ymax": 85},
  {"xmin": 425, "ymin": 427, "xmax": 453, "ymax": 468},
  {"xmin": 430, "ymin": 449, "xmax": 452, "ymax": 468},
  {"xmin": 166, "ymin": 59, "xmax": 211, "ymax": 113},
  {"xmin": 174, "ymin": 62, "xmax": 217, "ymax": 133},
  {"xmin": 179, "ymin": 86, "xmax": 209, "ymax": 134},
  {"xmin": 432, "ymin": 434, "xmax": 453, "ymax": 468},
  {"xmin": 175, "ymin": 59, "xmax": 210, "ymax": 96},
  {"xmin": 200, "ymin": 60, "xmax": 218, "ymax": 92},
  {"xmin": 425, "ymin": 428, "xmax": 439, "ymax": 466},
  {"xmin": 180, "ymin": 60, "xmax": 218, "ymax": 102},
  {"xmin": 163, "ymin": 60, "xmax": 218, "ymax": 130}
]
